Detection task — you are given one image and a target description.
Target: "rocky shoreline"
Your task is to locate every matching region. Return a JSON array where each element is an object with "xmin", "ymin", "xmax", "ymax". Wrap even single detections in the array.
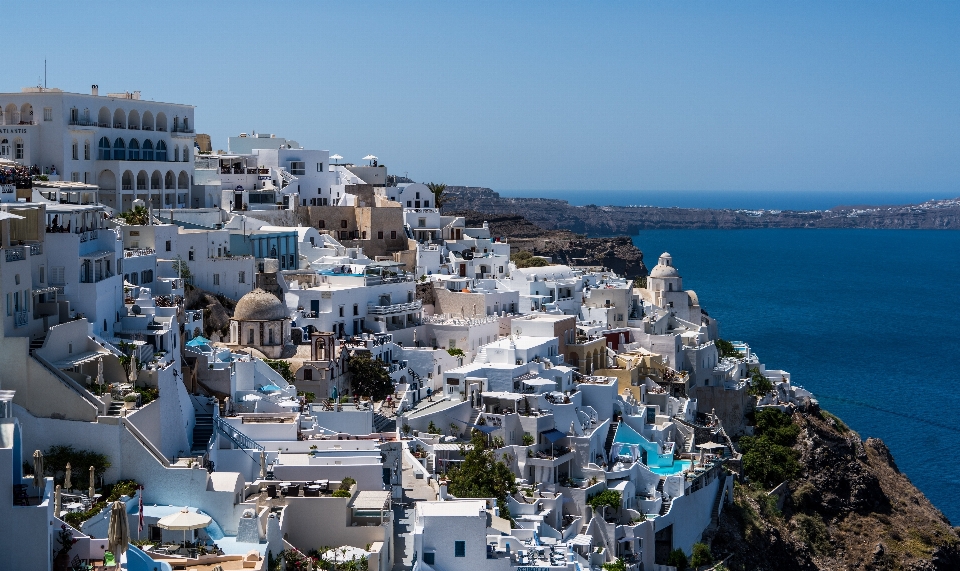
[{"xmin": 442, "ymin": 186, "xmax": 960, "ymax": 236}]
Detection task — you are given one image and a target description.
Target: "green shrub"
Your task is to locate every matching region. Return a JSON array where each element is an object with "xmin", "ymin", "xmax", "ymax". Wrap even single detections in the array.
[
  {"xmin": 690, "ymin": 542, "xmax": 712, "ymax": 567},
  {"xmin": 587, "ymin": 489, "xmax": 621, "ymax": 513},
  {"xmin": 794, "ymin": 512, "xmax": 830, "ymax": 554},
  {"xmin": 747, "ymin": 367, "xmax": 773, "ymax": 396},
  {"xmin": 522, "ymin": 433, "xmax": 535, "ymax": 446},
  {"xmin": 339, "ymin": 477, "xmax": 356, "ymax": 491},
  {"xmin": 667, "ymin": 547, "xmax": 688, "ymax": 570},
  {"xmin": 740, "ymin": 409, "xmax": 800, "ymax": 488},
  {"xmin": 332, "ymin": 489, "xmax": 351, "ymax": 498},
  {"xmin": 602, "ymin": 559, "xmax": 626, "ymax": 571}
]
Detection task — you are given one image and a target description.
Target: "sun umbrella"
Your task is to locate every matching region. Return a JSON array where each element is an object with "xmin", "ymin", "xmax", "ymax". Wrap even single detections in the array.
[
  {"xmin": 89, "ymin": 466, "xmax": 96, "ymax": 500},
  {"xmin": 64, "ymin": 463, "xmax": 72, "ymax": 491},
  {"xmin": 54, "ymin": 484, "xmax": 61, "ymax": 516},
  {"xmin": 157, "ymin": 508, "xmax": 212, "ymax": 545},
  {"xmin": 107, "ymin": 500, "xmax": 130, "ymax": 559},
  {"xmin": 330, "ymin": 154, "xmax": 342, "ymax": 165},
  {"xmin": 260, "ymin": 450, "xmax": 267, "ymax": 480},
  {"xmin": 32, "ymin": 450, "xmax": 43, "ymax": 491}
]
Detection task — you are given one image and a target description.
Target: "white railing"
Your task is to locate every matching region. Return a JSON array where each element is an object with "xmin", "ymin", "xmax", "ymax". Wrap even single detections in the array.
[{"xmin": 367, "ymin": 300, "xmax": 422, "ymax": 315}]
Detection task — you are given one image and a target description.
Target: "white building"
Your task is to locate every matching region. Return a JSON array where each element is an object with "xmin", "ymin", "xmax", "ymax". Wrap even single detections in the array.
[{"xmin": 0, "ymin": 86, "xmax": 195, "ymax": 212}]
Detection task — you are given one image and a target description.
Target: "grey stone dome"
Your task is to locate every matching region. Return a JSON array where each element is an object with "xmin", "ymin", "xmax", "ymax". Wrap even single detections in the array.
[{"xmin": 233, "ymin": 288, "xmax": 288, "ymax": 321}]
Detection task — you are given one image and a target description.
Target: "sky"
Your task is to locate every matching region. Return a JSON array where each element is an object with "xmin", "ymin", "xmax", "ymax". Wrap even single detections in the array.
[{"xmin": 6, "ymin": 1, "xmax": 960, "ymax": 194}]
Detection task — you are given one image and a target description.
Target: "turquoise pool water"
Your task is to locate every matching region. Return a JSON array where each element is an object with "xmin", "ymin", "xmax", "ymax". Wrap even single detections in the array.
[{"xmin": 648, "ymin": 460, "xmax": 691, "ymax": 476}]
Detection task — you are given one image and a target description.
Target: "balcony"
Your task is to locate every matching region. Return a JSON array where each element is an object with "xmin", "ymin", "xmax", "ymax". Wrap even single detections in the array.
[{"xmin": 367, "ymin": 300, "xmax": 422, "ymax": 315}]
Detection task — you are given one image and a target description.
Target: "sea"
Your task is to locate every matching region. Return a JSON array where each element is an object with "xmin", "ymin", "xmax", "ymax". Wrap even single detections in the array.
[{"xmin": 503, "ymin": 189, "xmax": 960, "ymax": 524}]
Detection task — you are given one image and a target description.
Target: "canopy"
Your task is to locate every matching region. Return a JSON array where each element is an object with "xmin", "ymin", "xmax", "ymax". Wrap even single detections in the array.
[
  {"xmin": 541, "ymin": 429, "xmax": 566, "ymax": 444},
  {"xmin": 186, "ymin": 336, "xmax": 211, "ymax": 347},
  {"xmin": 570, "ymin": 534, "xmax": 593, "ymax": 546},
  {"xmin": 157, "ymin": 508, "xmax": 212, "ymax": 531},
  {"xmin": 362, "ymin": 155, "xmax": 377, "ymax": 160},
  {"xmin": 697, "ymin": 442, "xmax": 727, "ymax": 450}
]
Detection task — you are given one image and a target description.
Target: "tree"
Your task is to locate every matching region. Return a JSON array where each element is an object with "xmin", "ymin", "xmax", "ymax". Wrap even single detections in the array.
[
  {"xmin": 690, "ymin": 542, "xmax": 712, "ymax": 567},
  {"xmin": 740, "ymin": 409, "xmax": 800, "ymax": 487},
  {"xmin": 426, "ymin": 182, "xmax": 447, "ymax": 208},
  {"xmin": 171, "ymin": 256, "xmax": 192, "ymax": 280},
  {"xmin": 511, "ymin": 250, "xmax": 550, "ymax": 268},
  {"xmin": 446, "ymin": 430, "xmax": 517, "ymax": 508},
  {"xmin": 602, "ymin": 559, "xmax": 626, "ymax": 571},
  {"xmin": 715, "ymin": 338, "xmax": 742, "ymax": 360},
  {"xmin": 264, "ymin": 359, "xmax": 295, "ymax": 384},
  {"xmin": 747, "ymin": 366, "xmax": 773, "ymax": 396},
  {"xmin": 588, "ymin": 489, "xmax": 622, "ymax": 515},
  {"xmin": 347, "ymin": 353, "xmax": 393, "ymax": 401},
  {"xmin": 43, "ymin": 445, "xmax": 111, "ymax": 485},
  {"xmin": 117, "ymin": 205, "xmax": 149, "ymax": 226},
  {"xmin": 446, "ymin": 347, "xmax": 465, "ymax": 358}
]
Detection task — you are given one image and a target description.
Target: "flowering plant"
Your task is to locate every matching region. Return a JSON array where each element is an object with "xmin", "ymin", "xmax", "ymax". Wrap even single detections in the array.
[{"xmin": 56, "ymin": 523, "xmax": 79, "ymax": 556}]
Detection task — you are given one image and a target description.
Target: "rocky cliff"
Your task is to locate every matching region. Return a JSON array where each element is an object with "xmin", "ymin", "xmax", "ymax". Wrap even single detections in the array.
[
  {"xmin": 452, "ymin": 210, "xmax": 647, "ymax": 279},
  {"xmin": 711, "ymin": 407, "xmax": 960, "ymax": 571},
  {"xmin": 442, "ymin": 186, "xmax": 960, "ymax": 236}
]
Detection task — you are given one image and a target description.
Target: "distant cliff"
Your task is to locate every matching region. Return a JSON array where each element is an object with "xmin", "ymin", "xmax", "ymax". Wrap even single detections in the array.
[
  {"xmin": 452, "ymin": 210, "xmax": 647, "ymax": 280},
  {"xmin": 442, "ymin": 186, "xmax": 960, "ymax": 236}
]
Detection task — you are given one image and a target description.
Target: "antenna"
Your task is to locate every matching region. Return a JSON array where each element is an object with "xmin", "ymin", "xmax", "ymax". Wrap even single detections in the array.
[{"xmin": 44, "ymin": 60, "xmax": 47, "ymax": 89}]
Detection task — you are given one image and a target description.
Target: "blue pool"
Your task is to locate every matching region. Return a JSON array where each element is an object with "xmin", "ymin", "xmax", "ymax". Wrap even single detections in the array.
[{"xmin": 648, "ymin": 460, "xmax": 691, "ymax": 476}]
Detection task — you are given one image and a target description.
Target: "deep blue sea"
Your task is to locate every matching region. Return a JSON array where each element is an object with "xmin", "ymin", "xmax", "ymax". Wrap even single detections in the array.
[
  {"xmin": 633, "ymin": 228, "xmax": 960, "ymax": 524},
  {"xmin": 497, "ymin": 189, "xmax": 960, "ymax": 210}
]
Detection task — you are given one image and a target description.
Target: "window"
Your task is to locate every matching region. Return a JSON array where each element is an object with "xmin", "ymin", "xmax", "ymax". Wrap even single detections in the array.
[
  {"xmin": 406, "ymin": 201, "xmax": 412, "ymax": 207},
  {"xmin": 84, "ymin": 141, "xmax": 90, "ymax": 160},
  {"xmin": 14, "ymin": 140, "xmax": 23, "ymax": 160},
  {"xmin": 454, "ymin": 541, "xmax": 465, "ymax": 557},
  {"xmin": 248, "ymin": 329, "xmax": 255, "ymax": 344},
  {"xmin": 98, "ymin": 137, "xmax": 110, "ymax": 160},
  {"xmin": 43, "ymin": 107, "xmax": 52, "ymax": 121},
  {"xmin": 390, "ymin": 230, "xmax": 397, "ymax": 239},
  {"xmin": 156, "ymin": 140, "xmax": 167, "ymax": 161},
  {"xmin": 174, "ymin": 147, "xmax": 179, "ymax": 162},
  {"xmin": 213, "ymin": 273, "xmax": 220, "ymax": 286},
  {"xmin": 39, "ymin": 266, "xmax": 45, "ymax": 283},
  {"xmin": 290, "ymin": 161, "xmax": 305, "ymax": 175},
  {"xmin": 188, "ymin": 249, "xmax": 194, "ymax": 261},
  {"xmin": 165, "ymin": 240, "xmax": 171, "ymax": 251},
  {"xmin": 71, "ymin": 172, "xmax": 79, "ymax": 182},
  {"xmin": 353, "ymin": 304, "xmax": 358, "ymax": 315},
  {"xmin": 113, "ymin": 137, "xmax": 125, "ymax": 160},
  {"xmin": 141, "ymin": 270, "xmax": 153, "ymax": 283},
  {"xmin": 50, "ymin": 266, "xmax": 64, "ymax": 285},
  {"xmin": 339, "ymin": 306, "xmax": 344, "ymax": 317},
  {"xmin": 424, "ymin": 200, "xmax": 430, "ymax": 207},
  {"xmin": 423, "ymin": 553, "xmax": 435, "ymax": 565},
  {"xmin": 377, "ymin": 231, "xmax": 383, "ymax": 239},
  {"xmin": 72, "ymin": 141, "xmax": 79, "ymax": 160},
  {"xmin": 239, "ymin": 271, "xmax": 246, "ymax": 283},
  {"xmin": 142, "ymin": 139, "xmax": 153, "ymax": 161},
  {"xmin": 317, "ymin": 162, "xmax": 323, "ymax": 172},
  {"xmin": 302, "ymin": 367, "xmax": 313, "ymax": 381},
  {"xmin": 0, "ymin": 139, "xmax": 8, "ymax": 156},
  {"xmin": 418, "ymin": 218, "xmax": 426, "ymax": 227},
  {"xmin": 340, "ymin": 220, "xmax": 347, "ymax": 228}
]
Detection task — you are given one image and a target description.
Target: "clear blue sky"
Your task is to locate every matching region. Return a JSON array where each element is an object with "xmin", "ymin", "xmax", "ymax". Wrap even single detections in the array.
[{"xmin": 8, "ymin": 1, "xmax": 960, "ymax": 193}]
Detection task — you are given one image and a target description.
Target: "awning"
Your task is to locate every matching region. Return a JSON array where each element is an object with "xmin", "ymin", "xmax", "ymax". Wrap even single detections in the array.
[
  {"xmin": 541, "ymin": 429, "xmax": 566, "ymax": 443},
  {"xmin": 350, "ymin": 491, "xmax": 391, "ymax": 511}
]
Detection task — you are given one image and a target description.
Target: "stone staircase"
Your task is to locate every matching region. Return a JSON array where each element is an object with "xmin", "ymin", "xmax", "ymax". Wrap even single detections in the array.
[
  {"xmin": 29, "ymin": 334, "xmax": 46, "ymax": 354},
  {"xmin": 191, "ymin": 412, "xmax": 213, "ymax": 454},
  {"xmin": 474, "ymin": 347, "xmax": 488, "ymax": 364},
  {"xmin": 603, "ymin": 420, "xmax": 619, "ymax": 461},
  {"xmin": 106, "ymin": 401, "xmax": 124, "ymax": 416},
  {"xmin": 708, "ymin": 477, "xmax": 726, "ymax": 531},
  {"xmin": 373, "ymin": 412, "xmax": 396, "ymax": 433}
]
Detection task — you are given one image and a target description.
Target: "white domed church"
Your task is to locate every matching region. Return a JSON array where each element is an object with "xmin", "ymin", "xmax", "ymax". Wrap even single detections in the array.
[
  {"xmin": 644, "ymin": 252, "xmax": 703, "ymax": 325},
  {"xmin": 229, "ymin": 288, "xmax": 291, "ymax": 358}
]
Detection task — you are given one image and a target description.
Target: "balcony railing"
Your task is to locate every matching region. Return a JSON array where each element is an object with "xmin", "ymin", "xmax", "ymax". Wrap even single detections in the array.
[
  {"xmin": 68, "ymin": 118, "xmax": 98, "ymax": 127},
  {"xmin": 29, "ymin": 243, "xmax": 42, "ymax": 255},
  {"xmin": 4, "ymin": 247, "xmax": 25, "ymax": 262},
  {"xmin": 124, "ymin": 248, "xmax": 155, "ymax": 258},
  {"xmin": 367, "ymin": 300, "xmax": 422, "ymax": 315}
]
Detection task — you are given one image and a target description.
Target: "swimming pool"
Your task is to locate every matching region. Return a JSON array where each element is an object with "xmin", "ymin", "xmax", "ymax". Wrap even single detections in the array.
[{"xmin": 648, "ymin": 460, "xmax": 691, "ymax": 476}]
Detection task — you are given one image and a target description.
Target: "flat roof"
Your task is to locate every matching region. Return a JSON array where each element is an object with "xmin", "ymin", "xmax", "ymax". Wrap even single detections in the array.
[
  {"xmin": 350, "ymin": 491, "xmax": 391, "ymax": 511},
  {"xmin": 417, "ymin": 500, "xmax": 486, "ymax": 518}
]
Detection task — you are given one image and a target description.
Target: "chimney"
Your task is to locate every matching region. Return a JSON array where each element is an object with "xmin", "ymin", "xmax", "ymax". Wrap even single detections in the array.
[{"xmin": 91, "ymin": 85, "xmax": 98, "ymax": 96}]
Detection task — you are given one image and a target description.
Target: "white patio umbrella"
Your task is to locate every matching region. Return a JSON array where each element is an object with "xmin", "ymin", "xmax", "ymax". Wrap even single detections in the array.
[
  {"xmin": 64, "ymin": 462, "xmax": 72, "ymax": 491},
  {"xmin": 362, "ymin": 154, "xmax": 377, "ymax": 166},
  {"xmin": 32, "ymin": 450, "xmax": 43, "ymax": 491},
  {"xmin": 330, "ymin": 154, "xmax": 343, "ymax": 165},
  {"xmin": 107, "ymin": 500, "xmax": 130, "ymax": 559},
  {"xmin": 157, "ymin": 508, "xmax": 212, "ymax": 546},
  {"xmin": 88, "ymin": 466, "xmax": 96, "ymax": 500},
  {"xmin": 54, "ymin": 484, "xmax": 62, "ymax": 516}
]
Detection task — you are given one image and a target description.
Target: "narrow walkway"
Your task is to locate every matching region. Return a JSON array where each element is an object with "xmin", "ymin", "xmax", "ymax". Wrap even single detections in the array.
[{"xmin": 392, "ymin": 454, "xmax": 438, "ymax": 571}]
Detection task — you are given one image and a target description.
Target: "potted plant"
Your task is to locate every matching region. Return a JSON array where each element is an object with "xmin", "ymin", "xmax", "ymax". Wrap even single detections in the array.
[{"xmin": 123, "ymin": 393, "xmax": 139, "ymax": 409}]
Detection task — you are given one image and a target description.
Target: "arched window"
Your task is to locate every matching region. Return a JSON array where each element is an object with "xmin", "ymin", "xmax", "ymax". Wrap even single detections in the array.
[
  {"xmin": 84, "ymin": 140, "xmax": 90, "ymax": 160},
  {"xmin": 72, "ymin": 140, "xmax": 79, "ymax": 160},
  {"xmin": 173, "ymin": 146, "xmax": 179, "ymax": 162},
  {"xmin": 127, "ymin": 139, "xmax": 140, "ymax": 160},
  {"xmin": 142, "ymin": 139, "xmax": 154, "ymax": 161},
  {"xmin": 182, "ymin": 145, "xmax": 189, "ymax": 162},
  {"xmin": 113, "ymin": 138, "xmax": 126, "ymax": 161},
  {"xmin": 0, "ymin": 139, "xmax": 9, "ymax": 156},
  {"xmin": 156, "ymin": 140, "xmax": 167, "ymax": 161},
  {"xmin": 98, "ymin": 137, "xmax": 111, "ymax": 160}
]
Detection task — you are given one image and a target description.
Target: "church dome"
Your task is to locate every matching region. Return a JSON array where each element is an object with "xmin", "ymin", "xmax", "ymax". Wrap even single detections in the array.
[
  {"xmin": 233, "ymin": 288, "xmax": 288, "ymax": 321},
  {"xmin": 650, "ymin": 252, "xmax": 679, "ymax": 278}
]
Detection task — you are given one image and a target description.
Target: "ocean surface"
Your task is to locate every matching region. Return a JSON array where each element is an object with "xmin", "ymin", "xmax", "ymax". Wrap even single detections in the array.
[
  {"xmin": 497, "ymin": 189, "xmax": 960, "ymax": 211},
  {"xmin": 633, "ymin": 228, "xmax": 960, "ymax": 524}
]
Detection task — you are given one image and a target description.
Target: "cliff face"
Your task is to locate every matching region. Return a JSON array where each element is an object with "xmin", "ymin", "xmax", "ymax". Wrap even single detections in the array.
[
  {"xmin": 442, "ymin": 186, "xmax": 960, "ymax": 236},
  {"xmin": 452, "ymin": 210, "xmax": 647, "ymax": 279},
  {"xmin": 712, "ymin": 408, "xmax": 960, "ymax": 571}
]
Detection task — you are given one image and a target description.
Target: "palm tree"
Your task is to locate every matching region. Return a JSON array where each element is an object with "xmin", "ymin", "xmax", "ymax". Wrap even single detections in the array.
[
  {"xmin": 118, "ymin": 205, "xmax": 149, "ymax": 226},
  {"xmin": 427, "ymin": 182, "xmax": 447, "ymax": 209}
]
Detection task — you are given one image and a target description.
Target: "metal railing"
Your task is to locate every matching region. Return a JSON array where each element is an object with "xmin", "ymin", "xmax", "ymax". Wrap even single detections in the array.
[
  {"xmin": 214, "ymin": 416, "xmax": 264, "ymax": 452},
  {"xmin": 367, "ymin": 300, "xmax": 422, "ymax": 315},
  {"xmin": 29, "ymin": 243, "xmax": 42, "ymax": 255},
  {"xmin": 124, "ymin": 248, "xmax": 155, "ymax": 257},
  {"xmin": 4, "ymin": 247, "xmax": 25, "ymax": 262}
]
